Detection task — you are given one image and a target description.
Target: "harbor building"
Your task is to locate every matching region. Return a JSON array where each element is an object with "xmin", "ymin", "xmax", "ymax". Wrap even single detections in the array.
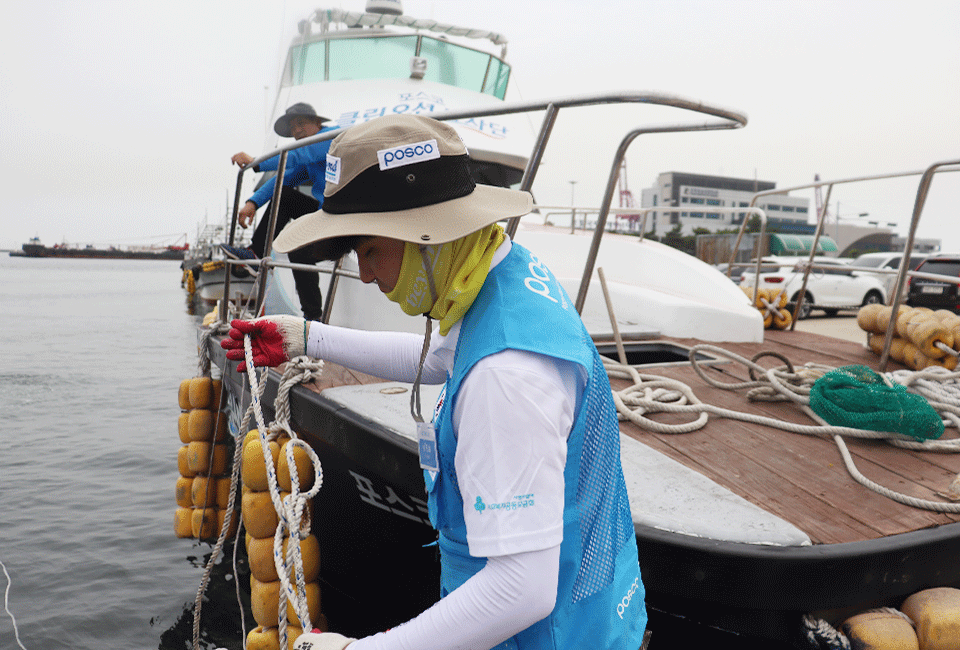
[{"xmin": 639, "ymin": 172, "xmax": 812, "ymax": 238}]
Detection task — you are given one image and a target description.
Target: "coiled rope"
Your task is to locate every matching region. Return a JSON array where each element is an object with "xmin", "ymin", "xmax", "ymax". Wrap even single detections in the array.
[{"xmin": 603, "ymin": 343, "xmax": 960, "ymax": 513}]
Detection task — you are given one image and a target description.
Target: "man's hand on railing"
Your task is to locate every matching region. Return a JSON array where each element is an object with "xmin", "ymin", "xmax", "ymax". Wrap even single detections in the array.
[
  {"xmin": 237, "ymin": 201, "xmax": 258, "ymax": 228},
  {"xmin": 231, "ymin": 151, "xmax": 254, "ymax": 167},
  {"xmin": 220, "ymin": 316, "xmax": 308, "ymax": 372}
]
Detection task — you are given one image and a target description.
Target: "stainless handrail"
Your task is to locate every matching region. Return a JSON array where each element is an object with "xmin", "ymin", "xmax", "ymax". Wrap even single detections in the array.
[
  {"xmin": 879, "ymin": 159, "xmax": 960, "ymax": 370},
  {"xmin": 727, "ymin": 165, "xmax": 960, "ymax": 329},
  {"xmin": 225, "ymin": 91, "xmax": 747, "ymax": 322}
]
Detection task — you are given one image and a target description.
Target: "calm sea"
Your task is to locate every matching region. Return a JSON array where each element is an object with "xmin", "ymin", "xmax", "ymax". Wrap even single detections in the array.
[{"xmin": 0, "ymin": 254, "xmax": 245, "ymax": 650}]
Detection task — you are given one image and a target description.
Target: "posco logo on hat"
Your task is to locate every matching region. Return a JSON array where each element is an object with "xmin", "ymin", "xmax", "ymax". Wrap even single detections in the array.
[
  {"xmin": 377, "ymin": 139, "xmax": 440, "ymax": 170},
  {"xmin": 325, "ymin": 155, "xmax": 341, "ymax": 185}
]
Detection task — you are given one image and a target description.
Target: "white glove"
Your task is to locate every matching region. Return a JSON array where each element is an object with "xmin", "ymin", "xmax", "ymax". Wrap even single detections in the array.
[{"xmin": 291, "ymin": 629, "xmax": 356, "ymax": 650}]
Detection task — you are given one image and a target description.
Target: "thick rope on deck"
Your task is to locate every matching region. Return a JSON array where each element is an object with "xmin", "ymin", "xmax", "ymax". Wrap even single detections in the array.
[{"xmin": 603, "ymin": 343, "xmax": 960, "ymax": 514}]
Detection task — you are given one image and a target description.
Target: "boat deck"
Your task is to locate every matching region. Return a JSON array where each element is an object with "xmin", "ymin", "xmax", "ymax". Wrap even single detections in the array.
[
  {"xmin": 615, "ymin": 329, "xmax": 960, "ymax": 546},
  {"xmin": 296, "ymin": 328, "xmax": 960, "ymax": 547}
]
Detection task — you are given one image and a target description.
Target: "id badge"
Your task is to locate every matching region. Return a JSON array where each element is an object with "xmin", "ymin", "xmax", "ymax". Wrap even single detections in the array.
[{"xmin": 417, "ymin": 421, "xmax": 439, "ymax": 472}]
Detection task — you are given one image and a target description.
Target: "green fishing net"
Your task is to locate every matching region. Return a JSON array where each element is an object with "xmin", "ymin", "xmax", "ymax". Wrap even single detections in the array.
[{"xmin": 808, "ymin": 365, "xmax": 944, "ymax": 440}]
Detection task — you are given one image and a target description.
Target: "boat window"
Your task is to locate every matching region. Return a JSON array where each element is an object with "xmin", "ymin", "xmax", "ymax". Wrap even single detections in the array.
[
  {"xmin": 286, "ymin": 35, "xmax": 510, "ymax": 98},
  {"xmin": 418, "ymin": 37, "xmax": 509, "ymax": 98}
]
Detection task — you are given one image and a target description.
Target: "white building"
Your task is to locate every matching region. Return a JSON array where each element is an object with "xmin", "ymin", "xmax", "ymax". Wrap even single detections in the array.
[{"xmin": 640, "ymin": 172, "xmax": 811, "ymax": 238}]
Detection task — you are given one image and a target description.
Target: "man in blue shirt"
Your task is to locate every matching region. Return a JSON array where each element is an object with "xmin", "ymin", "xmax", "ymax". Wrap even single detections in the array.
[{"xmin": 228, "ymin": 103, "xmax": 335, "ymax": 320}]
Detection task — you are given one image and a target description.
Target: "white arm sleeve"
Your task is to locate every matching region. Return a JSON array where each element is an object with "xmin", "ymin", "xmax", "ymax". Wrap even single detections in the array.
[
  {"xmin": 306, "ymin": 321, "xmax": 447, "ymax": 384},
  {"xmin": 350, "ymin": 544, "xmax": 560, "ymax": 650}
]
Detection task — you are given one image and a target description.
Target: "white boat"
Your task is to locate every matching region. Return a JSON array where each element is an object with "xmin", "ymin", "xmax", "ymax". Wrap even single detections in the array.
[{"xmin": 195, "ymin": 3, "xmax": 960, "ymax": 648}]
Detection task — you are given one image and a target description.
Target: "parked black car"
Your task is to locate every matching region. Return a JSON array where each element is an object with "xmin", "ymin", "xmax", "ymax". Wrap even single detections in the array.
[{"xmin": 906, "ymin": 254, "xmax": 960, "ymax": 312}]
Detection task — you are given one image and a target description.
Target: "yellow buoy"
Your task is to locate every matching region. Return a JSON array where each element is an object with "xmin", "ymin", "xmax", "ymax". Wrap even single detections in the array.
[
  {"xmin": 889, "ymin": 338, "xmax": 908, "ymax": 364},
  {"xmin": 191, "ymin": 507, "xmax": 218, "ymax": 540},
  {"xmin": 246, "ymin": 626, "xmax": 304, "ymax": 650},
  {"xmin": 247, "ymin": 535, "xmax": 280, "ymax": 583},
  {"xmin": 868, "ymin": 333, "xmax": 886, "ymax": 355},
  {"xmin": 251, "ymin": 578, "xmax": 282, "ymax": 627},
  {"xmin": 278, "ymin": 442, "xmax": 313, "ymax": 492},
  {"xmin": 909, "ymin": 320, "xmax": 954, "ymax": 359},
  {"xmin": 284, "ymin": 534, "xmax": 321, "ymax": 584},
  {"xmin": 189, "ymin": 377, "xmax": 212, "ymax": 409},
  {"xmin": 174, "ymin": 507, "xmax": 194, "ymax": 538},
  {"xmin": 175, "ymin": 477, "xmax": 194, "ymax": 508},
  {"xmin": 247, "ymin": 626, "xmax": 279, "ymax": 650},
  {"xmin": 243, "ymin": 438, "xmax": 281, "ymax": 491},
  {"xmin": 242, "ymin": 490, "xmax": 280, "ymax": 539},
  {"xmin": 858, "ymin": 303, "xmax": 885, "ymax": 333},
  {"xmin": 178, "ymin": 412, "xmax": 191, "ymax": 444},
  {"xmin": 763, "ymin": 311, "xmax": 773, "ymax": 329},
  {"xmin": 773, "ymin": 308, "xmax": 793, "ymax": 330},
  {"xmin": 187, "ymin": 442, "xmax": 229, "ymax": 475},
  {"xmin": 178, "ymin": 379, "xmax": 193, "ymax": 411},
  {"xmin": 901, "ymin": 587, "xmax": 960, "ymax": 650},
  {"xmin": 188, "ymin": 409, "xmax": 214, "ymax": 442},
  {"xmin": 901, "ymin": 342, "xmax": 920, "ymax": 369},
  {"xmin": 875, "ymin": 305, "xmax": 896, "ymax": 334},
  {"xmin": 940, "ymin": 354, "xmax": 959, "ymax": 371},
  {"xmin": 250, "ymin": 577, "xmax": 322, "ymax": 628},
  {"xmin": 840, "ymin": 609, "xmax": 918, "ymax": 650},
  {"xmin": 895, "ymin": 308, "xmax": 921, "ymax": 338},
  {"xmin": 191, "ymin": 476, "xmax": 216, "ymax": 508},
  {"xmin": 247, "ymin": 533, "xmax": 321, "ymax": 584},
  {"xmin": 177, "ymin": 445, "xmax": 197, "ymax": 478}
]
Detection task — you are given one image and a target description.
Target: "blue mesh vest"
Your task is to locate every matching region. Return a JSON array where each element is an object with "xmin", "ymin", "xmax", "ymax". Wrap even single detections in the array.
[{"xmin": 425, "ymin": 243, "xmax": 646, "ymax": 649}]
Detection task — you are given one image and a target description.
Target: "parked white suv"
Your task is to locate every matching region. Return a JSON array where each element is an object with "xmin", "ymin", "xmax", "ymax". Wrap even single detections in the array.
[
  {"xmin": 740, "ymin": 256, "xmax": 886, "ymax": 318},
  {"xmin": 849, "ymin": 252, "xmax": 928, "ymax": 300}
]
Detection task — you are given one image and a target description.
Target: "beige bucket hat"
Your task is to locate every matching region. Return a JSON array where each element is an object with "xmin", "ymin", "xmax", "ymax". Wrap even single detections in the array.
[{"xmin": 273, "ymin": 115, "xmax": 532, "ymax": 253}]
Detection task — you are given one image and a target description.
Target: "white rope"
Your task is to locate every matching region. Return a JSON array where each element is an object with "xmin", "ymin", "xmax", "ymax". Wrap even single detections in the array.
[
  {"xmin": 604, "ymin": 343, "xmax": 960, "ymax": 513},
  {"xmin": 242, "ymin": 342, "xmax": 325, "ymax": 649},
  {"xmin": 1, "ymin": 559, "xmax": 28, "ymax": 650}
]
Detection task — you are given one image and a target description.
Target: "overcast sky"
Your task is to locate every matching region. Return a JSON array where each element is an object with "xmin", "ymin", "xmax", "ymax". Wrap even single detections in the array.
[{"xmin": 2, "ymin": 0, "xmax": 958, "ymax": 251}]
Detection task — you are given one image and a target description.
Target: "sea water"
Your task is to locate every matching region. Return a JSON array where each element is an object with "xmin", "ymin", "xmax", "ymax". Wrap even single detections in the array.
[{"xmin": 0, "ymin": 255, "xmax": 245, "ymax": 649}]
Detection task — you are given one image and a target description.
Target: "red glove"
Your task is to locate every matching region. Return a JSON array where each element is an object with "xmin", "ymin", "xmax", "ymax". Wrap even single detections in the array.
[
  {"xmin": 220, "ymin": 316, "xmax": 308, "ymax": 372},
  {"xmin": 292, "ymin": 629, "xmax": 355, "ymax": 650}
]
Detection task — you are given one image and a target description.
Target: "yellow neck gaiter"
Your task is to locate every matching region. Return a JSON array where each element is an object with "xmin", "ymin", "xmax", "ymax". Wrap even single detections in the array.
[{"xmin": 385, "ymin": 224, "xmax": 506, "ymax": 335}]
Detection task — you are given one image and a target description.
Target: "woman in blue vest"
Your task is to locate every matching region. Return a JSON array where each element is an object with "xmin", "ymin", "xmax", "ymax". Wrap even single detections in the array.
[{"xmin": 222, "ymin": 115, "xmax": 647, "ymax": 650}]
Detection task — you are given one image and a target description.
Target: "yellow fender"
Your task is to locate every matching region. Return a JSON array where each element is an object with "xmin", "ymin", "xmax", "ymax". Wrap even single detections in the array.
[
  {"xmin": 840, "ymin": 609, "xmax": 919, "ymax": 650},
  {"xmin": 902, "ymin": 587, "xmax": 960, "ymax": 650}
]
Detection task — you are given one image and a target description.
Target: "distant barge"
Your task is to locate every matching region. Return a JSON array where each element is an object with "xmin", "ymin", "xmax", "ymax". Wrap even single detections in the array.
[{"xmin": 13, "ymin": 239, "xmax": 187, "ymax": 261}]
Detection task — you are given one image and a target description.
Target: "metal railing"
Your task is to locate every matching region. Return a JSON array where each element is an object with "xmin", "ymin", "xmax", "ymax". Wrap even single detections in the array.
[
  {"xmin": 726, "ymin": 164, "xmax": 960, "ymax": 337},
  {"xmin": 220, "ymin": 90, "xmax": 747, "ymax": 323}
]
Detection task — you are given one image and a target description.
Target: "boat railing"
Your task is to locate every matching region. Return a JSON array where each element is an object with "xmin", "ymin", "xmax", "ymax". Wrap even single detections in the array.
[
  {"xmin": 221, "ymin": 90, "xmax": 748, "ymax": 323},
  {"xmin": 727, "ymin": 163, "xmax": 960, "ymax": 348}
]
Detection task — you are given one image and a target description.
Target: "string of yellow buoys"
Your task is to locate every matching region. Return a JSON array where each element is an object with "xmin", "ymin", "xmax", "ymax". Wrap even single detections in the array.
[
  {"xmin": 857, "ymin": 304, "xmax": 960, "ymax": 370},
  {"xmin": 741, "ymin": 287, "xmax": 793, "ymax": 330},
  {"xmin": 174, "ymin": 377, "xmax": 237, "ymax": 540},
  {"xmin": 241, "ymin": 425, "xmax": 325, "ymax": 650}
]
